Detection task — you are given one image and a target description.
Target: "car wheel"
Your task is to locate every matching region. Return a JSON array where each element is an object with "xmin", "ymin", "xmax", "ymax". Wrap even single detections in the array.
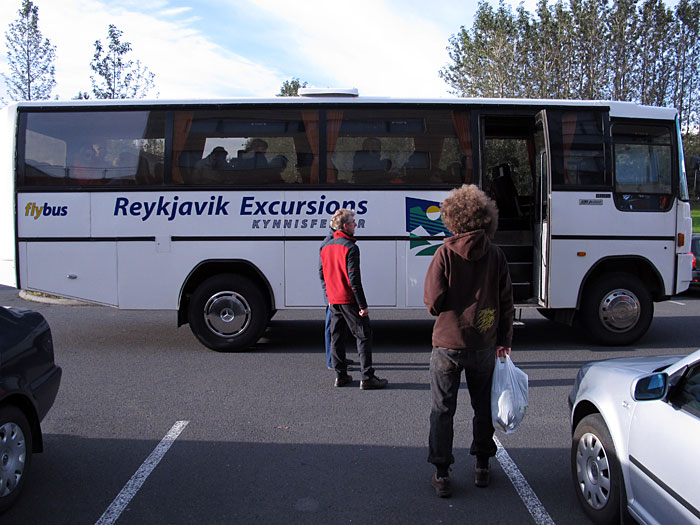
[
  {"xmin": 0, "ymin": 406, "xmax": 33, "ymax": 514},
  {"xmin": 188, "ymin": 274, "xmax": 269, "ymax": 352},
  {"xmin": 580, "ymin": 272, "xmax": 653, "ymax": 345},
  {"xmin": 571, "ymin": 413, "xmax": 622, "ymax": 525}
]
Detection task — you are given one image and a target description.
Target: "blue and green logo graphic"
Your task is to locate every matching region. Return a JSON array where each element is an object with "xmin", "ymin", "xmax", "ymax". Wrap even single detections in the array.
[{"xmin": 405, "ymin": 197, "xmax": 451, "ymax": 256}]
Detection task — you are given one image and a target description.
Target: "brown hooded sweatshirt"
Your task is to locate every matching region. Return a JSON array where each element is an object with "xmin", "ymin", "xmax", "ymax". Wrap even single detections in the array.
[{"xmin": 423, "ymin": 229, "xmax": 514, "ymax": 350}]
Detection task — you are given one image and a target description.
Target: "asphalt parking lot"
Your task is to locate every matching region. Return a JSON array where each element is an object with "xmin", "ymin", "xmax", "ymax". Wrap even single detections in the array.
[{"xmin": 2, "ymin": 284, "xmax": 700, "ymax": 524}]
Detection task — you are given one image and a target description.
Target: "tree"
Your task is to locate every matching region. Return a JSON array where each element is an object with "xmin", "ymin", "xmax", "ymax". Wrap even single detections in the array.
[
  {"xmin": 89, "ymin": 24, "xmax": 155, "ymax": 99},
  {"xmin": 607, "ymin": 0, "xmax": 640, "ymax": 101},
  {"xmin": 568, "ymin": 0, "xmax": 609, "ymax": 99},
  {"xmin": 440, "ymin": 1, "xmax": 523, "ymax": 98},
  {"xmin": 3, "ymin": 0, "xmax": 56, "ymax": 101},
  {"xmin": 672, "ymin": 0, "xmax": 700, "ymax": 131},
  {"xmin": 278, "ymin": 78, "xmax": 307, "ymax": 96},
  {"xmin": 636, "ymin": 0, "xmax": 675, "ymax": 106}
]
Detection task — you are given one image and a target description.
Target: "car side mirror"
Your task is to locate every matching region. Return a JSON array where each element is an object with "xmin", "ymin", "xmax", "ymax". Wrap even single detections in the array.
[{"xmin": 633, "ymin": 372, "xmax": 668, "ymax": 401}]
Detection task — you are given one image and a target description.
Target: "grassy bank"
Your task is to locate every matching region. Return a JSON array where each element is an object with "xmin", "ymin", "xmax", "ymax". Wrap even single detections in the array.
[{"xmin": 693, "ymin": 202, "xmax": 699, "ymax": 233}]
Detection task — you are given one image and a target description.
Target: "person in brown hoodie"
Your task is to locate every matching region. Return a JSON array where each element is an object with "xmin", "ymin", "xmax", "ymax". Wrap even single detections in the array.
[{"xmin": 423, "ymin": 184, "xmax": 514, "ymax": 498}]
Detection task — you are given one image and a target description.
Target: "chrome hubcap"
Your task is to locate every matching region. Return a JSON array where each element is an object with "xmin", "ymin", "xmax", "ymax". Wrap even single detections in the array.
[
  {"xmin": 0, "ymin": 422, "xmax": 26, "ymax": 497},
  {"xmin": 203, "ymin": 291, "xmax": 251, "ymax": 337},
  {"xmin": 576, "ymin": 432, "xmax": 611, "ymax": 510},
  {"xmin": 599, "ymin": 288, "xmax": 640, "ymax": 332}
]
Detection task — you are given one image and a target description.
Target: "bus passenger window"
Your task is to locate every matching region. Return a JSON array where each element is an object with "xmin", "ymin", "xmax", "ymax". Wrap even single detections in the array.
[
  {"xmin": 327, "ymin": 109, "xmax": 471, "ymax": 186},
  {"xmin": 613, "ymin": 123, "xmax": 672, "ymax": 212},
  {"xmin": 172, "ymin": 109, "xmax": 309, "ymax": 186},
  {"xmin": 19, "ymin": 110, "xmax": 165, "ymax": 187}
]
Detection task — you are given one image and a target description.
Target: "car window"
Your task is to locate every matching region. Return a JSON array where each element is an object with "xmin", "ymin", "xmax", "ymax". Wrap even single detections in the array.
[{"xmin": 670, "ymin": 363, "xmax": 700, "ymax": 418}]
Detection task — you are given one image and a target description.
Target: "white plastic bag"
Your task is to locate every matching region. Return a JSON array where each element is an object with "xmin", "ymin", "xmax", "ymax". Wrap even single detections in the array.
[{"xmin": 491, "ymin": 355, "xmax": 528, "ymax": 434}]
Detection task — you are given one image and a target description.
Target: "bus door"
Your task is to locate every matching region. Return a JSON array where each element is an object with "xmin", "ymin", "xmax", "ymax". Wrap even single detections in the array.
[{"xmin": 533, "ymin": 111, "xmax": 552, "ymax": 306}]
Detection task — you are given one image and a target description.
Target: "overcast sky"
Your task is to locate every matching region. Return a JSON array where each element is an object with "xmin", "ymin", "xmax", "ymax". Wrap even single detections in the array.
[{"xmin": 0, "ymin": 0, "xmax": 677, "ymax": 103}]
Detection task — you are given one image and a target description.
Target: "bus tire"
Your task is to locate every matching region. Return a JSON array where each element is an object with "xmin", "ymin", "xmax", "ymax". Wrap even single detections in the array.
[
  {"xmin": 188, "ymin": 274, "xmax": 269, "ymax": 352},
  {"xmin": 579, "ymin": 272, "xmax": 653, "ymax": 346}
]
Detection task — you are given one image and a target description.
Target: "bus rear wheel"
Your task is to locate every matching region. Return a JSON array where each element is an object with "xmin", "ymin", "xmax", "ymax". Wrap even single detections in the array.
[
  {"xmin": 188, "ymin": 274, "xmax": 268, "ymax": 352},
  {"xmin": 579, "ymin": 272, "xmax": 653, "ymax": 346}
]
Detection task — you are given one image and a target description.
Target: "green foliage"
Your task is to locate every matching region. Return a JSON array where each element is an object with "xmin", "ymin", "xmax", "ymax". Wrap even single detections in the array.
[
  {"xmin": 277, "ymin": 78, "xmax": 307, "ymax": 96},
  {"xmin": 90, "ymin": 24, "xmax": 155, "ymax": 99},
  {"xmin": 3, "ymin": 0, "xmax": 56, "ymax": 100},
  {"xmin": 441, "ymin": 0, "xmax": 700, "ymax": 131}
]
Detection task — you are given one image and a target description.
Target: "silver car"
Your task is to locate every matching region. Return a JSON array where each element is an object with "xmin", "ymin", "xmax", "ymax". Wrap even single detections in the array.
[{"xmin": 569, "ymin": 349, "xmax": 700, "ymax": 525}]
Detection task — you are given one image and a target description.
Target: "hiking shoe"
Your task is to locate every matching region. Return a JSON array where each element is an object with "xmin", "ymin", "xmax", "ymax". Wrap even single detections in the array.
[
  {"xmin": 360, "ymin": 376, "xmax": 388, "ymax": 390},
  {"xmin": 431, "ymin": 472, "xmax": 452, "ymax": 498},
  {"xmin": 334, "ymin": 374, "xmax": 353, "ymax": 387},
  {"xmin": 474, "ymin": 465, "xmax": 490, "ymax": 487}
]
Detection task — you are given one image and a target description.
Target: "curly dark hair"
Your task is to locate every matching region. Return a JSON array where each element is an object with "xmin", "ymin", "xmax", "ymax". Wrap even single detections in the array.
[{"xmin": 440, "ymin": 184, "xmax": 499, "ymax": 236}]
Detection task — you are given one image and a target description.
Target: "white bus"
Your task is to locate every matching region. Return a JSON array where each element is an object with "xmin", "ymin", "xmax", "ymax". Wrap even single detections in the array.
[{"xmin": 0, "ymin": 94, "xmax": 694, "ymax": 350}]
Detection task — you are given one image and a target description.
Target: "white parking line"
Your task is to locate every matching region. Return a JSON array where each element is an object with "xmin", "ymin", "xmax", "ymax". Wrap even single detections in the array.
[
  {"xmin": 669, "ymin": 300, "xmax": 686, "ymax": 306},
  {"xmin": 494, "ymin": 436, "xmax": 556, "ymax": 525},
  {"xmin": 95, "ymin": 420, "xmax": 189, "ymax": 525}
]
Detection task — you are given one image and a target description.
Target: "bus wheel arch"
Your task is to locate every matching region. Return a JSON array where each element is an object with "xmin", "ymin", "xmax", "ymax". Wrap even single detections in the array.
[
  {"xmin": 577, "ymin": 266, "xmax": 655, "ymax": 346},
  {"xmin": 179, "ymin": 262, "xmax": 274, "ymax": 352}
]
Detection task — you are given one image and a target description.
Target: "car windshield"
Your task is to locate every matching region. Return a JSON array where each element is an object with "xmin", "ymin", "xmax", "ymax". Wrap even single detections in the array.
[{"xmin": 692, "ymin": 236, "xmax": 700, "ymax": 256}]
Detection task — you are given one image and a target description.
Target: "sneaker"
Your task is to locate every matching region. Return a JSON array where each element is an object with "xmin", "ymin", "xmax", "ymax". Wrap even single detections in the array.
[
  {"xmin": 474, "ymin": 464, "xmax": 490, "ymax": 487},
  {"xmin": 430, "ymin": 472, "xmax": 452, "ymax": 498},
  {"xmin": 360, "ymin": 376, "xmax": 388, "ymax": 390},
  {"xmin": 334, "ymin": 374, "xmax": 353, "ymax": 387}
]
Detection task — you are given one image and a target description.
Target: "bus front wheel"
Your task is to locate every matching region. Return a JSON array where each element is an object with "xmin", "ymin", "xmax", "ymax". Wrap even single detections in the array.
[
  {"xmin": 579, "ymin": 272, "xmax": 653, "ymax": 346},
  {"xmin": 188, "ymin": 274, "xmax": 269, "ymax": 352}
]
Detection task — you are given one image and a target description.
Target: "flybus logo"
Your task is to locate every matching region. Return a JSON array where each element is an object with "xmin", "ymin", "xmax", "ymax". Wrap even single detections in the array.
[{"xmin": 24, "ymin": 202, "xmax": 68, "ymax": 220}]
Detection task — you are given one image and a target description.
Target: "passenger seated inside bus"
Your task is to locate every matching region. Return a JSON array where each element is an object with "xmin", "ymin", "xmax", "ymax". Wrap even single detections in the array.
[
  {"xmin": 353, "ymin": 138, "xmax": 391, "ymax": 172},
  {"xmin": 352, "ymin": 137, "xmax": 392, "ymax": 183},
  {"xmin": 196, "ymin": 146, "xmax": 231, "ymax": 171},
  {"xmin": 234, "ymin": 139, "xmax": 269, "ymax": 170},
  {"xmin": 71, "ymin": 143, "xmax": 108, "ymax": 185},
  {"xmin": 399, "ymin": 151, "xmax": 430, "ymax": 184}
]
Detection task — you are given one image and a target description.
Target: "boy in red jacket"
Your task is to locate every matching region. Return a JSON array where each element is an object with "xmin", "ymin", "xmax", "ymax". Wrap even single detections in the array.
[
  {"xmin": 320, "ymin": 209, "xmax": 388, "ymax": 390},
  {"xmin": 424, "ymin": 185, "xmax": 513, "ymax": 497}
]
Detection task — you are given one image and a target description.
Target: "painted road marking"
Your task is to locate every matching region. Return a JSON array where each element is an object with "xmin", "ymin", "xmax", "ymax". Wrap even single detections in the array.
[
  {"xmin": 669, "ymin": 300, "xmax": 686, "ymax": 306},
  {"xmin": 95, "ymin": 420, "xmax": 190, "ymax": 525},
  {"xmin": 494, "ymin": 436, "xmax": 556, "ymax": 525}
]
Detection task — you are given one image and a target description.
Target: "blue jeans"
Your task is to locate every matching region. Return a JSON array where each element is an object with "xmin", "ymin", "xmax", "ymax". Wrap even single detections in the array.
[{"xmin": 428, "ymin": 346, "xmax": 497, "ymax": 467}]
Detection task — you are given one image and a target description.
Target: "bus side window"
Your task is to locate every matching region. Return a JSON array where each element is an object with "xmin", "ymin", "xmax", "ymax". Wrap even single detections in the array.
[
  {"xmin": 327, "ymin": 109, "xmax": 471, "ymax": 186},
  {"xmin": 612, "ymin": 123, "xmax": 673, "ymax": 212},
  {"xmin": 549, "ymin": 110, "xmax": 606, "ymax": 188},
  {"xmin": 172, "ymin": 110, "xmax": 308, "ymax": 186}
]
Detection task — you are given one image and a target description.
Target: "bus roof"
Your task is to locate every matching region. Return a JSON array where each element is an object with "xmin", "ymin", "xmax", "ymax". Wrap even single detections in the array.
[{"xmin": 10, "ymin": 96, "xmax": 678, "ymax": 120}]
